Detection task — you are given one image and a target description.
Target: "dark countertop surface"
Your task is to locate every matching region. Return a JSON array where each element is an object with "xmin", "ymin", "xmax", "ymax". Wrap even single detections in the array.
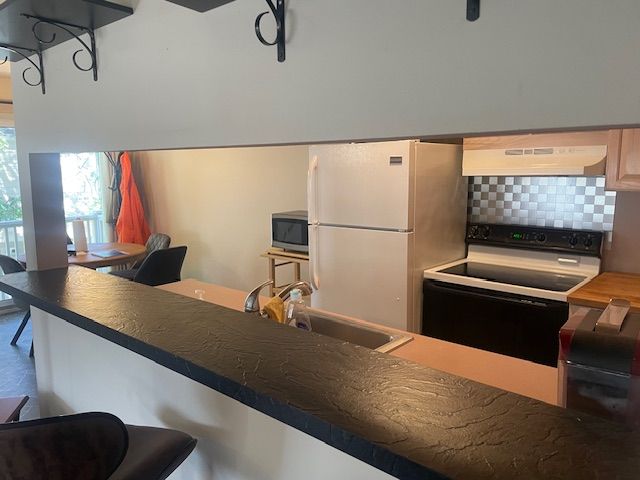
[{"xmin": 2, "ymin": 266, "xmax": 640, "ymax": 480}]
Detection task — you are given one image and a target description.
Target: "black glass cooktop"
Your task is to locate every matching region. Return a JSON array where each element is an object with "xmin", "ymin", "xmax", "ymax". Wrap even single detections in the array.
[{"xmin": 439, "ymin": 262, "xmax": 587, "ymax": 292}]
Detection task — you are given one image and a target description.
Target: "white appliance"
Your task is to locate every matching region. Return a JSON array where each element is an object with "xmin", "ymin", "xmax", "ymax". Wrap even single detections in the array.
[
  {"xmin": 307, "ymin": 140, "xmax": 467, "ymax": 333},
  {"xmin": 422, "ymin": 223, "xmax": 603, "ymax": 366},
  {"xmin": 424, "ymin": 244, "xmax": 601, "ymax": 302}
]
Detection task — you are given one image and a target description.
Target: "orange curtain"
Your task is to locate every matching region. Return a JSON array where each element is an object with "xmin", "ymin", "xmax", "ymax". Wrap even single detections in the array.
[{"xmin": 116, "ymin": 152, "xmax": 150, "ymax": 245}]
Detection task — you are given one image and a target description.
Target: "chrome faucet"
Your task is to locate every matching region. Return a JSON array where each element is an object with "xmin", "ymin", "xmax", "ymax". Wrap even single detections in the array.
[
  {"xmin": 277, "ymin": 281, "xmax": 313, "ymax": 302},
  {"xmin": 244, "ymin": 280, "xmax": 313, "ymax": 315},
  {"xmin": 244, "ymin": 280, "xmax": 274, "ymax": 314}
]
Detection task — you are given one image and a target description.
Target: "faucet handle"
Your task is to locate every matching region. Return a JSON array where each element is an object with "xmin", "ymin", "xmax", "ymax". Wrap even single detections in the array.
[
  {"xmin": 244, "ymin": 280, "xmax": 274, "ymax": 313},
  {"xmin": 277, "ymin": 281, "xmax": 313, "ymax": 301}
]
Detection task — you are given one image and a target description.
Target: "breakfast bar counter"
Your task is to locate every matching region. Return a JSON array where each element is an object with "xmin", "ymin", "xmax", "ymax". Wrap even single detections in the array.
[
  {"xmin": 159, "ymin": 279, "xmax": 558, "ymax": 405},
  {"xmin": 1, "ymin": 267, "xmax": 640, "ymax": 480}
]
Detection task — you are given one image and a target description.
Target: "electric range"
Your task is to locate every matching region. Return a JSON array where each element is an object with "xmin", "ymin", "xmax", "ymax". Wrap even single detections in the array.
[{"xmin": 422, "ymin": 223, "xmax": 603, "ymax": 366}]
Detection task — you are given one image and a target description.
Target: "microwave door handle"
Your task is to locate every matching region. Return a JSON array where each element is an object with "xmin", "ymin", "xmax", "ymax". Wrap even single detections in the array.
[
  {"xmin": 308, "ymin": 155, "xmax": 319, "ymax": 225},
  {"xmin": 309, "ymin": 224, "xmax": 319, "ymax": 290}
]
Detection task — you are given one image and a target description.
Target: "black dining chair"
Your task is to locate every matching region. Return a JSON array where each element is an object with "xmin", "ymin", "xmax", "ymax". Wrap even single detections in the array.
[
  {"xmin": 110, "ymin": 233, "xmax": 171, "ymax": 281},
  {"xmin": 0, "ymin": 411, "xmax": 197, "ymax": 480},
  {"xmin": 0, "ymin": 255, "xmax": 33, "ymax": 356},
  {"xmin": 134, "ymin": 233, "xmax": 171, "ymax": 268},
  {"xmin": 112, "ymin": 246, "xmax": 187, "ymax": 287}
]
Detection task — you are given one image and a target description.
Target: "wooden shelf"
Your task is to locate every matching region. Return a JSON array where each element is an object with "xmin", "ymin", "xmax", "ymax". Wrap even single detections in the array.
[
  {"xmin": 261, "ymin": 248, "xmax": 309, "ymax": 296},
  {"xmin": 165, "ymin": 0, "xmax": 235, "ymax": 12},
  {"xmin": 261, "ymin": 247, "xmax": 309, "ymax": 261},
  {"xmin": 0, "ymin": 0, "xmax": 133, "ymax": 60}
]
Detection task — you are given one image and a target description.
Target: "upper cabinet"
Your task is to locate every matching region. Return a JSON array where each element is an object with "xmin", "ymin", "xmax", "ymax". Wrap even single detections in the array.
[{"xmin": 606, "ymin": 129, "xmax": 640, "ymax": 191}]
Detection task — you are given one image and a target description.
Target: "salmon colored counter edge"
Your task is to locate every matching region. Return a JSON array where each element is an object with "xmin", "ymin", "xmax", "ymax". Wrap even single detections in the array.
[{"xmin": 158, "ymin": 279, "xmax": 558, "ymax": 405}]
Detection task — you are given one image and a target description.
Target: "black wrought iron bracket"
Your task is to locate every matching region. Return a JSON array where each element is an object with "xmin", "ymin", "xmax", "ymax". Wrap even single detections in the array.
[
  {"xmin": 255, "ymin": 0, "xmax": 285, "ymax": 62},
  {"xmin": 0, "ymin": 43, "xmax": 45, "ymax": 94},
  {"xmin": 21, "ymin": 13, "xmax": 98, "ymax": 81},
  {"xmin": 467, "ymin": 0, "xmax": 480, "ymax": 21}
]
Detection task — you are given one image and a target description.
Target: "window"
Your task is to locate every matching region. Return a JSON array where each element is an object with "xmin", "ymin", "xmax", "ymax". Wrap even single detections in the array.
[
  {"xmin": 0, "ymin": 128, "xmax": 20, "ymax": 223},
  {"xmin": 0, "ymin": 143, "xmax": 107, "ymax": 259},
  {"xmin": 61, "ymin": 152, "xmax": 106, "ymax": 244},
  {"xmin": 0, "ymin": 128, "xmax": 22, "ymax": 259},
  {"xmin": 0, "ymin": 128, "xmax": 19, "ymax": 301}
]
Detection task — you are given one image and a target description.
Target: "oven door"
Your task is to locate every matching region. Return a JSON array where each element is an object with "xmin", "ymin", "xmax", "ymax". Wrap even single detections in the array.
[{"xmin": 422, "ymin": 279, "xmax": 568, "ymax": 366}]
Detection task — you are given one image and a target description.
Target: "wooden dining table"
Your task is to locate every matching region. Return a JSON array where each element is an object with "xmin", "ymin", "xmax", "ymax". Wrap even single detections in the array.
[{"xmin": 19, "ymin": 242, "xmax": 147, "ymax": 269}]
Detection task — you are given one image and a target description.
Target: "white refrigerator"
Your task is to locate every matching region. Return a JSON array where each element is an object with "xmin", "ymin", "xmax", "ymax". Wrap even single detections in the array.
[{"xmin": 308, "ymin": 140, "xmax": 467, "ymax": 333}]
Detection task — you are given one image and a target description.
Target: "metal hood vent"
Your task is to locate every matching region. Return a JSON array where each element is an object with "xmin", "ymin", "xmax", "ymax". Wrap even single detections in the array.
[{"xmin": 462, "ymin": 145, "xmax": 607, "ymax": 176}]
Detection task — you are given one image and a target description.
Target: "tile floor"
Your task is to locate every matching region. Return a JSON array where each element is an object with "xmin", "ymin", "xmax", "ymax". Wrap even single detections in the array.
[{"xmin": 0, "ymin": 310, "xmax": 38, "ymax": 420}]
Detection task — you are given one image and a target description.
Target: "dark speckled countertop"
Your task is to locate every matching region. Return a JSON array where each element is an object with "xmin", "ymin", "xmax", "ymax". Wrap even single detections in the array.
[{"xmin": 1, "ymin": 266, "xmax": 640, "ymax": 480}]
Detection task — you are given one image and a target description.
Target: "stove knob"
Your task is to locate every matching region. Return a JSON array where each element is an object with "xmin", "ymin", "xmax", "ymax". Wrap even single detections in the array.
[
  {"xmin": 536, "ymin": 233, "xmax": 547, "ymax": 243},
  {"xmin": 479, "ymin": 226, "xmax": 491, "ymax": 238},
  {"xmin": 584, "ymin": 237, "xmax": 593, "ymax": 248},
  {"xmin": 469, "ymin": 225, "xmax": 479, "ymax": 238},
  {"xmin": 569, "ymin": 235, "xmax": 578, "ymax": 246}
]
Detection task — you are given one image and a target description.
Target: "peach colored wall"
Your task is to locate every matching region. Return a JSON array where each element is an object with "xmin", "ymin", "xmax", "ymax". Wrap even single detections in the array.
[
  {"xmin": 132, "ymin": 146, "xmax": 308, "ymax": 292},
  {"xmin": 603, "ymin": 191, "xmax": 640, "ymax": 274}
]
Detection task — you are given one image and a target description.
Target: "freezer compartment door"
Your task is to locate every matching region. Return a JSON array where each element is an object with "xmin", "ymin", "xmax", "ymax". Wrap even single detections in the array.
[
  {"xmin": 309, "ymin": 141, "xmax": 414, "ymax": 230},
  {"xmin": 309, "ymin": 225, "xmax": 413, "ymax": 331}
]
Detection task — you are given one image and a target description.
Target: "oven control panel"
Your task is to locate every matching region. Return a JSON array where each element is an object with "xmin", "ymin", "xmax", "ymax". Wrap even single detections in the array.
[{"xmin": 467, "ymin": 223, "xmax": 603, "ymax": 256}]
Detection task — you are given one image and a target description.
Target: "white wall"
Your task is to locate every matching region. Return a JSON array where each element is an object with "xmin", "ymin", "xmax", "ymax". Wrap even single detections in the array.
[
  {"xmin": 133, "ymin": 146, "xmax": 308, "ymax": 291},
  {"xmin": 11, "ymin": 0, "xmax": 640, "ymax": 267},
  {"xmin": 12, "ymin": 0, "xmax": 640, "ymax": 154},
  {"xmin": 32, "ymin": 308, "xmax": 393, "ymax": 480}
]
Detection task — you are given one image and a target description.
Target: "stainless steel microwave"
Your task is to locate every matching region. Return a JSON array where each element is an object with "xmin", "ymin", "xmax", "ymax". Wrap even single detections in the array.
[{"xmin": 272, "ymin": 210, "xmax": 308, "ymax": 253}]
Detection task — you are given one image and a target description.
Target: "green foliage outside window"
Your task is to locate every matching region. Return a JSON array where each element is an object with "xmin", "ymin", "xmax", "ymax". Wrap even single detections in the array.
[
  {"xmin": 0, "ymin": 129, "xmax": 103, "ymax": 223},
  {"xmin": 60, "ymin": 152, "xmax": 102, "ymax": 217},
  {"xmin": 0, "ymin": 128, "xmax": 21, "ymax": 222}
]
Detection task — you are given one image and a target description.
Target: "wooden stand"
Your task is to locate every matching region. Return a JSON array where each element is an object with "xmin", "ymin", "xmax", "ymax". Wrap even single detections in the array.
[{"xmin": 261, "ymin": 248, "xmax": 309, "ymax": 296}]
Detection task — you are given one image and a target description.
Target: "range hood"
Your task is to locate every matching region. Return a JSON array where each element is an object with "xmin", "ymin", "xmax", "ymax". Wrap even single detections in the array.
[{"xmin": 463, "ymin": 144, "xmax": 608, "ymax": 176}]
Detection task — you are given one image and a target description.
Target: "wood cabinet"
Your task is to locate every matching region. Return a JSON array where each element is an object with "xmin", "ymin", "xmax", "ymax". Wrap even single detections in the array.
[{"xmin": 606, "ymin": 129, "xmax": 640, "ymax": 190}]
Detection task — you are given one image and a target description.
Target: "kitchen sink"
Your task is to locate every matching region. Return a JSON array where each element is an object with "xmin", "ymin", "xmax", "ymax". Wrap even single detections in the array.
[{"xmin": 296, "ymin": 309, "xmax": 412, "ymax": 353}]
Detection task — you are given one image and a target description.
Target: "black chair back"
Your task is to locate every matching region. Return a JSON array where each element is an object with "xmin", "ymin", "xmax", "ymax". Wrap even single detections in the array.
[
  {"xmin": 132, "ymin": 233, "xmax": 171, "ymax": 269},
  {"xmin": 146, "ymin": 233, "xmax": 171, "ymax": 253},
  {"xmin": 0, "ymin": 412, "xmax": 128, "ymax": 480},
  {"xmin": 0, "ymin": 254, "xmax": 25, "ymax": 275},
  {"xmin": 133, "ymin": 246, "xmax": 187, "ymax": 287},
  {"xmin": 0, "ymin": 255, "xmax": 29, "ymax": 311}
]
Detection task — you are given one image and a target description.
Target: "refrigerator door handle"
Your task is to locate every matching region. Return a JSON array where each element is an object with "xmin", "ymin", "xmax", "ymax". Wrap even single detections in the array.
[
  {"xmin": 309, "ymin": 224, "xmax": 320, "ymax": 290},
  {"xmin": 308, "ymin": 155, "xmax": 319, "ymax": 225}
]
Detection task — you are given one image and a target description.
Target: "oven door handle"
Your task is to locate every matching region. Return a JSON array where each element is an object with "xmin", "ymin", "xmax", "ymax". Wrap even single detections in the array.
[{"xmin": 427, "ymin": 281, "xmax": 553, "ymax": 308}]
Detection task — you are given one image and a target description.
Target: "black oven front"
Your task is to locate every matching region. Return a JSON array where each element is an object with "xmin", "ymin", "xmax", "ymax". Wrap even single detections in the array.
[{"xmin": 422, "ymin": 279, "xmax": 568, "ymax": 367}]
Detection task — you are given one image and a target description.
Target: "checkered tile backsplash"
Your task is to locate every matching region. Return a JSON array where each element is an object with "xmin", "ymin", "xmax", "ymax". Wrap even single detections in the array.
[{"xmin": 468, "ymin": 176, "xmax": 616, "ymax": 231}]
